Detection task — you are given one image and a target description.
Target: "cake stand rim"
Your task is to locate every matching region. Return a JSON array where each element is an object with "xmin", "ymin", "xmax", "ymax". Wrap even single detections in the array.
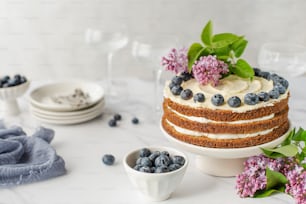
[{"xmin": 160, "ymin": 121, "xmax": 292, "ymax": 159}]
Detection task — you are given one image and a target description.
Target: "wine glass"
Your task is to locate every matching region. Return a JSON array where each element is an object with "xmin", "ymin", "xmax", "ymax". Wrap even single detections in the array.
[
  {"xmin": 85, "ymin": 26, "xmax": 129, "ymax": 103},
  {"xmin": 132, "ymin": 35, "xmax": 179, "ymax": 118},
  {"xmin": 258, "ymin": 42, "xmax": 306, "ymax": 77}
]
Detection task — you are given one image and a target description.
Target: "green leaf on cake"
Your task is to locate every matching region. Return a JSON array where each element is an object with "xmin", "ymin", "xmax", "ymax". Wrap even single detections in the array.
[
  {"xmin": 201, "ymin": 20, "xmax": 213, "ymax": 46},
  {"xmin": 261, "ymin": 144, "xmax": 299, "ymax": 158},
  {"xmin": 187, "ymin": 43, "xmax": 203, "ymax": 72},
  {"xmin": 292, "ymin": 127, "xmax": 306, "ymax": 141},
  {"xmin": 231, "ymin": 37, "xmax": 248, "ymax": 58},
  {"xmin": 212, "ymin": 33, "xmax": 239, "ymax": 48},
  {"xmin": 232, "ymin": 59, "xmax": 254, "ymax": 78},
  {"xmin": 254, "ymin": 187, "xmax": 285, "ymax": 198}
]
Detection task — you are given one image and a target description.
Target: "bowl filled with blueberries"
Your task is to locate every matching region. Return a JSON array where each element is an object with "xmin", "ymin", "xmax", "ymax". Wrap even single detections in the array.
[
  {"xmin": 123, "ymin": 146, "xmax": 188, "ymax": 202},
  {"xmin": 0, "ymin": 74, "xmax": 29, "ymax": 115}
]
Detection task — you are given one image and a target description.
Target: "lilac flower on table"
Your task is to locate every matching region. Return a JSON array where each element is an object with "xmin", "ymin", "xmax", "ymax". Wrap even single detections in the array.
[
  {"xmin": 161, "ymin": 47, "xmax": 188, "ymax": 74},
  {"xmin": 236, "ymin": 155, "xmax": 269, "ymax": 197},
  {"xmin": 285, "ymin": 167, "xmax": 306, "ymax": 204},
  {"xmin": 192, "ymin": 55, "xmax": 229, "ymax": 86}
]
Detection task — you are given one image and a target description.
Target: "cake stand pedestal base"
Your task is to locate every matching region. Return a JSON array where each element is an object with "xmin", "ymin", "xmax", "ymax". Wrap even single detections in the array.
[{"xmin": 195, "ymin": 156, "xmax": 246, "ymax": 177}]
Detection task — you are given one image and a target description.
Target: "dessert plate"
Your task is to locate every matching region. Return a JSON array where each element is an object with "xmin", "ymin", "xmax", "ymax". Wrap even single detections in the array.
[
  {"xmin": 29, "ymin": 81, "xmax": 104, "ymax": 112},
  {"xmin": 31, "ymin": 107, "xmax": 103, "ymax": 125},
  {"xmin": 30, "ymin": 99, "xmax": 105, "ymax": 119},
  {"xmin": 30, "ymin": 98, "xmax": 105, "ymax": 117}
]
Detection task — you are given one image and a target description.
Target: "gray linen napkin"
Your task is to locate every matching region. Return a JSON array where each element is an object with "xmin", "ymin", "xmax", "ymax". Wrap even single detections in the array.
[{"xmin": 0, "ymin": 123, "xmax": 66, "ymax": 186}]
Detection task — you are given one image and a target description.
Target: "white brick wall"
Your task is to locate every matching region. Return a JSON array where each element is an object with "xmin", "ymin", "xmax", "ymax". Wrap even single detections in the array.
[{"xmin": 0, "ymin": 0, "xmax": 305, "ymax": 80}]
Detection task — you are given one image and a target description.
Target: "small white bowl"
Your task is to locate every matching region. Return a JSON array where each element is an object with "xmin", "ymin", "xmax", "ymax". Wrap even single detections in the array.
[
  {"xmin": 0, "ymin": 81, "xmax": 30, "ymax": 116},
  {"xmin": 123, "ymin": 146, "xmax": 188, "ymax": 202}
]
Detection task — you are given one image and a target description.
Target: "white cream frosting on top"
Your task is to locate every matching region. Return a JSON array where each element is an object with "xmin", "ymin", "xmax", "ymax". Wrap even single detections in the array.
[{"xmin": 164, "ymin": 75, "xmax": 289, "ymax": 113}]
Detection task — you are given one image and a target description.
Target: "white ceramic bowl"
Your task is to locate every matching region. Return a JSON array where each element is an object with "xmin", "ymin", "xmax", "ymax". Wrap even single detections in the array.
[
  {"xmin": 0, "ymin": 81, "xmax": 30, "ymax": 115},
  {"xmin": 123, "ymin": 146, "xmax": 188, "ymax": 202}
]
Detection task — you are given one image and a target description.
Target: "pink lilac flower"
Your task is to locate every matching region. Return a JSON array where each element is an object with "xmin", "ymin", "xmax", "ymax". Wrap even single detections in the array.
[
  {"xmin": 161, "ymin": 47, "xmax": 188, "ymax": 74},
  {"xmin": 236, "ymin": 155, "xmax": 269, "ymax": 197},
  {"xmin": 285, "ymin": 167, "xmax": 306, "ymax": 204},
  {"xmin": 192, "ymin": 55, "xmax": 229, "ymax": 86}
]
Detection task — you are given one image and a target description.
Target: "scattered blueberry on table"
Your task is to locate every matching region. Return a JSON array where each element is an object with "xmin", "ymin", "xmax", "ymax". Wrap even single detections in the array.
[
  {"xmin": 102, "ymin": 154, "xmax": 115, "ymax": 165},
  {"xmin": 131, "ymin": 117, "xmax": 139, "ymax": 124},
  {"xmin": 133, "ymin": 148, "xmax": 185, "ymax": 173},
  {"xmin": 114, "ymin": 114, "xmax": 122, "ymax": 121},
  {"xmin": 108, "ymin": 119, "xmax": 117, "ymax": 127}
]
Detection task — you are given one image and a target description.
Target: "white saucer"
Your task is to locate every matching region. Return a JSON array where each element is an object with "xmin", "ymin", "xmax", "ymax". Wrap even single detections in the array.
[
  {"xmin": 30, "ymin": 98, "xmax": 105, "ymax": 117},
  {"xmin": 29, "ymin": 81, "xmax": 104, "ymax": 112},
  {"xmin": 161, "ymin": 123, "xmax": 291, "ymax": 177},
  {"xmin": 31, "ymin": 107, "xmax": 103, "ymax": 125}
]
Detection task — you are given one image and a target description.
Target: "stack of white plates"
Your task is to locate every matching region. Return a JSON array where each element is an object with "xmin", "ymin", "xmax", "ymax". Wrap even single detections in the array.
[{"xmin": 29, "ymin": 81, "xmax": 105, "ymax": 125}]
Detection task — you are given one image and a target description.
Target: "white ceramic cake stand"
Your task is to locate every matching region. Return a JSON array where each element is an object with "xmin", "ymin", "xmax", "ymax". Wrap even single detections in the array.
[
  {"xmin": 161, "ymin": 124, "xmax": 291, "ymax": 177},
  {"xmin": 0, "ymin": 81, "xmax": 30, "ymax": 116}
]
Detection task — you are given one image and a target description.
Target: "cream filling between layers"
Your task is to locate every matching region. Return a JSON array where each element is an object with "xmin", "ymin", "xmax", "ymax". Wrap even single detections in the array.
[
  {"xmin": 166, "ymin": 120, "xmax": 276, "ymax": 139},
  {"xmin": 168, "ymin": 106, "xmax": 275, "ymax": 124},
  {"xmin": 164, "ymin": 75, "xmax": 289, "ymax": 113}
]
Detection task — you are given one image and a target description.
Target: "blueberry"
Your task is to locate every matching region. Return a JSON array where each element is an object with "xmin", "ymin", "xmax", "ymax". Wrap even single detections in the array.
[
  {"xmin": 2, "ymin": 83, "xmax": 9, "ymax": 88},
  {"xmin": 171, "ymin": 76, "xmax": 183, "ymax": 85},
  {"xmin": 148, "ymin": 151, "xmax": 160, "ymax": 162},
  {"xmin": 7, "ymin": 79, "xmax": 16, "ymax": 87},
  {"xmin": 108, "ymin": 119, "xmax": 117, "ymax": 127},
  {"xmin": 136, "ymin": 157, "xmax": 142, "ymax": 165},
  {"xmin": 20, "ymin": 76, "xmax": 27, "ymax": 84},
  {"xmin": 131, "ymin": 117, "xmax": 139, "ymax": 124},
  {"xmin": 269, "ymin": 89, "xmax": 280, "ymax": 99},
  {"xmin": 180, "ymin": 72, "xmax": 192, "ymax": 81},
  {"xmin": 180, "ymin": 89, "xmax": 193, "ymax": 100},
  {"xmin": 1, "ymin": 76, "xmax": 10, "ymax": 83},
  {"xmin": 161, "ymin": 151, "xmax": 170, "ymax": 157},
  {"xmin": 139, "ymin": 148, "xmax": 151, "ymax": 157},
  {"xmin": 193, "ymin": 93, "xmax": 205, "ymax": 103},
  {"xmin": 114, "ymin": 114, "xmax": 122, "ymax": 121},
  {"xmin": 258, "ymin": 92, "xmax": 269, "ymax": 102},
  {"xmin": 227, "ymin": 96, "xmax": 241, "ymax": 108},
  {"xmin": 257, "ymin": 71, "xmax": 270, "ymax": 80},
  {"xmin": 211, "ymin": 94, "xmax": 224, "ymax": 106},
  {"xmin": 171, "ymin": 85, "xmax": 183, "ymax": 95},
  {"xmin": 139, "ymin": 157, "xmax": 152, "ymax": 167},
  {"xmin": 169, "ymin": 163, "xmax": 181, "ymax": 171},
  {"xmin": 172, "ymin": 155, "xmax": 185, "ymax": 166},
  {"xmin": 139, "ymin": 166, "xmax": 152, "ymax": 173},
  {"xmin": 278, "ymin": 78, "xmax": 289, "ymax": 89},
  {"xmin": 133, "ymin": 164, "xmax": 142, "ymax": 171},
  {"xmin": 168, "ymin": 81, "xmax": 176, "ymax": 90},
  {"xmin": 274, "ymin": 83, "xmax": 286, "ymax": 94},
  {"xmin": 155, "ymin": 166, "xmax": 169, "ymax": 173},
  {"xmin": 244, "ymin": 93, "xmax": 259, "ymax": 105},
  {"xmin": 155, "ymin": 155, "xmax": 171, "ymax": 167},
  {"xmin": 253, "ymin": 68, "xmax": 261, "ymax": 76},
  {"xmin": 102, "ymin": 154, "xmax": 115, "ymax": 165}
]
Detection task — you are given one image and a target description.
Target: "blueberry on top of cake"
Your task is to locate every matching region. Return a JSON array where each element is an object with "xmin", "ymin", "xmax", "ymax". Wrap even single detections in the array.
[{"xmin": 161, "ymin": 21, "xmax": 289, "ymax": 148}]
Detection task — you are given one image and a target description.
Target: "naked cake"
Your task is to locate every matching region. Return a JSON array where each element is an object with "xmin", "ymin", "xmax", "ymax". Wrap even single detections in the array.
[{"xmin": 161, "ymin": 21, "xmax": 290, "ymax": 148}]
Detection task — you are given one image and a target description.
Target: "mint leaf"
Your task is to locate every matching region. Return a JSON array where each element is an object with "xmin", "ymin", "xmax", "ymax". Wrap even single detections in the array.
[
  {"xmin": 214, "ymin": 46, "xmax": 231, "ymax": 56},
  {"xmin": 254, "ymin": 187, "xmax": 285, "ymax": 198},
  {"xmin": 281, "ymin": 128, "xmax": 295, "ymax": 146},
  {"xmin": 188, "ymin": 43, "xmax": 203, "ymax": 71},
  {"xmin": 266, "ymin": 168, "xmax": 288, "ymax": 190},
  {"xmin": 232, "ymin": 38, "xmax": 248, "ymax": 58},
  {"xmin": 292, "ymin": 127, "xmax": 306, "ymax": 141},
  {"xmin": 232, "ymin": 59, "xmax": 254, "ymax": 78},
  {"xmin": 261, "ymin": 144, "xmax": 299, "ymax": 158},
  {"xmin": 201, "ymin": 20, "xmax": 213, "ymax": 46},
  {"xmin": 212, "ymin": 33, "xmax": 239, "ymax": 48}
]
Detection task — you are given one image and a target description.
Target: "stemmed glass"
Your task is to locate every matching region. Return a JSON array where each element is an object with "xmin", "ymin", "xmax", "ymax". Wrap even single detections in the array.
[
  {"xmin": 132, "ymin": 35, "xmax": 178, "ymax": 118},
  {"xmin": 258, "ymin": 43, "xmax": 306, "ymax": 77},
  {"xmin": 85, "ymin": 26, "xmax": 129, "ymax": 102}
]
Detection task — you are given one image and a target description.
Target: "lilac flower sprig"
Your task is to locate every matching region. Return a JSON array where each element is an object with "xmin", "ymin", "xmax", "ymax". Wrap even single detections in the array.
[
  {"xmin": 236, "ymin": 128, "xmax": 306, "ymax": 204},
  {"xmin": 161, "ymin": 47, "xmax": 188, "ymax": 74}
]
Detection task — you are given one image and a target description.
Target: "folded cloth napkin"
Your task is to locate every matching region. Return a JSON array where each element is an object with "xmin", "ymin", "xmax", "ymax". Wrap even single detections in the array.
[{"xmin": 0, "ymin": 123, "xmax": 66, "ymax": 187}]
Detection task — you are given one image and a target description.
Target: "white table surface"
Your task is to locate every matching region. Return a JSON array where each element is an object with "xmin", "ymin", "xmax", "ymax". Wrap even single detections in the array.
[{"xmin": 0, "ymin": 77, "xmax": 305, "ymax": 204}]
